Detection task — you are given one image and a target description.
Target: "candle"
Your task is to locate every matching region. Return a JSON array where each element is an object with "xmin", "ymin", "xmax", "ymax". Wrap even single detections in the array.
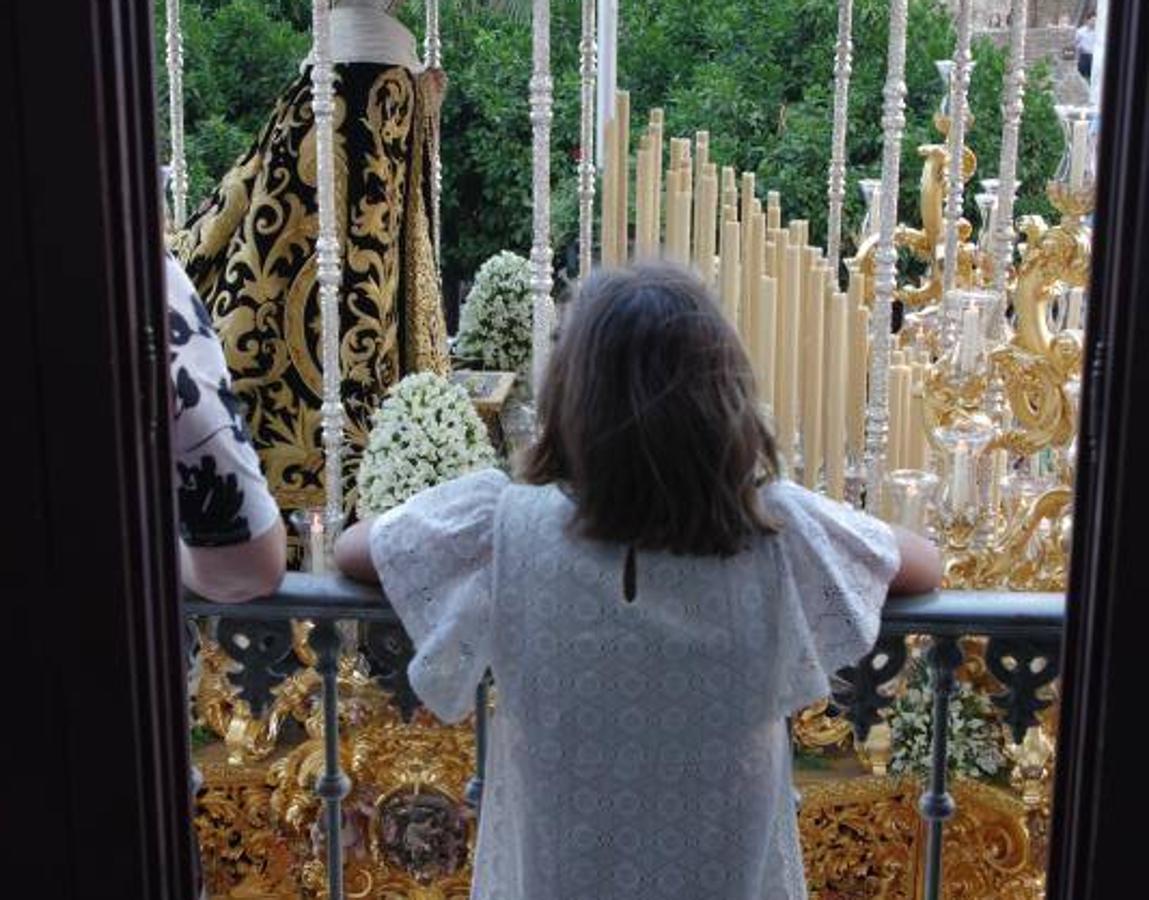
[
  {"xmin": 776, "ymin": 244, "xmax": 804, "ymax": 470},
  {"xmin": 848, "ymin": 303, "xmax": 869, "ymax": 464},
  {"xmin": 988, "ymin": 448, "xmax": 1008, "ymax": 518},
  {"xmin": 744, "ymin": 212, "xmax": 764, "ymax": 366},
  {"xmin": 825, "ymin": 291, "xmax": 848, "ymax": 499},
  {"xmin": 767, "ymin": 191, "xmax": 782, "ymax": 230},
  {"xmin": 601, "ymin": 116, "xmax": 618, "ymax": 267},
  {"xmin": 1069, "ymin": 117, "xmax": 1089, "ymax": 190},
  {"xmin": 693, "ymin": 131, "xmax": 710, "ymax": 266},
  {"xmin": 957, "ymin": 305, "xmax": 982, "ymax": 375},
  {"xmin": 761, "ymin": 275, "xmax": 777, "ymax": 416},
  {"xmin": 772, "ymin": 229, "xmax": 790, "ymax": 417},
  {"xmin": 650, "ymin": 109, "xmax": 665, "ymax": 250},
  {"xmin": 801, "ymin": 257, "xmax": 825, "ymax": 489},
  {"xmin": 309, "ymin": 510, "xmax": 326, "ymax": 575},
  {"xmin": 616, "ymin": 90, "xmax": 631, "ymax": 263},
  {"xmin": 1068, "ymin": 287, "xmax": 1085, "ymax": 330},
  {"xmin": 888, "ymin": 366, "xmax": 909, "ymax": 471},
  {"xmin": 951, "ymin": 443, "xmax": 973, "ymax": 514},
  {"xmin": 700, "ymin": 165, "xmax": 719, "ymax": 288},
  {"xmin": 907, "ymin": 364, "xmax": 928, "ymax": 470},
  {"xmin": 634, "ymin": 137, "xmax": 650, "ymax": 258}
]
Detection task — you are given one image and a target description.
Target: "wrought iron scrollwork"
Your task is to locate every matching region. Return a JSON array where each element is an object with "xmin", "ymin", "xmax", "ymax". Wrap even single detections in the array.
[
  {"xmin": 363, "ymin": 620, "xmax": 420, "ymax": 721},
  {"xmin": 986, "ymin": 637, "xmax": 1060, "ymax": 743},
  {"xmin": 216, "ymin": 618, "xmax": 301, "ymax": 716},
  {"xmin": 832, "ymin": 634, "xmax": 909, "ymax": 742}
]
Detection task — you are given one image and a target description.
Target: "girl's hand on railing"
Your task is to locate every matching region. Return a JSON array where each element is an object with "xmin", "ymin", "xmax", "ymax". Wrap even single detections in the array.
[
  {"xmin": 889, "ymin": 525, "xmax": 944, "ymax": 596},
  {"xmin": 334, "ymin": 517, "xmax": 381, "ymax": 585}
]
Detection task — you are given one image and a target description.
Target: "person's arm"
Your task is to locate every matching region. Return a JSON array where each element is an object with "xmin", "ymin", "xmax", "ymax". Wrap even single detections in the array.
[
  {"xmin": 888, "ymin": 525, "xmax": 944, "ymax": 596},
  {"xmin": 182, "ymin": 518, "xmax": 288, "ymax": 603},
  {"xmin": 334, "ymin": 518, "xmax": 381, "ymax": 585},
  {"xmin": 166, "ymin": 255, "xmax": 286, "ymax": 603}
]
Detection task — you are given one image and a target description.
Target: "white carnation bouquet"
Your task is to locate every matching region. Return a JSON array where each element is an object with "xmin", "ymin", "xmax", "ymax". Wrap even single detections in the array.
[
  {"xmin": 453, "ymin": 250, "xmax": 533, "ymax": 372},
  {"xmin": 889, "ymin": 659, "xmax": 1006, "ymax": 781},
  {"xmin": 356, "ymin": 373, "xmax": 497, "ymax": 517}
]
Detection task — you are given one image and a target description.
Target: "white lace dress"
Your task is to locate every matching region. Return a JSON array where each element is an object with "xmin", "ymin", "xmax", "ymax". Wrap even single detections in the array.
[{"xmin": 369, "ymin": 470, "xmax": 899, "ymax": 900}]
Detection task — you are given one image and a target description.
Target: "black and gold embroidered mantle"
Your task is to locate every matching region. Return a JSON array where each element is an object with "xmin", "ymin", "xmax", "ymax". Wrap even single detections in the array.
[{"xmin": 175, "ymin": 64, "xmax": 449, "ymax": 523}]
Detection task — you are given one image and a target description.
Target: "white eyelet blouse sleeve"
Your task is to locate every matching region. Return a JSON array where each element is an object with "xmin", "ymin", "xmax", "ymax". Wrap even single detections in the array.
[
  {"xmin": 368, "ymin": 468, "xmax": 511, "ymax": 723},
  {"xmin": 761, "ymin": 480, "xmax": 901, "ymax": 716}
]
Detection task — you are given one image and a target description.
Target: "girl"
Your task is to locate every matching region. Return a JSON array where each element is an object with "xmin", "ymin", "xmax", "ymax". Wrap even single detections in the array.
[{"xmin": 336, "ymin": 263, "xmax": 942, "ymax": 899}]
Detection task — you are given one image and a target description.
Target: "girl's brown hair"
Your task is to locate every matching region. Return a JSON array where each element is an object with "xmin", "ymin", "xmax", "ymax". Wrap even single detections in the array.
[{"xmin": 521, "ymin": 263, "xmax": 780, "ymax": 556}]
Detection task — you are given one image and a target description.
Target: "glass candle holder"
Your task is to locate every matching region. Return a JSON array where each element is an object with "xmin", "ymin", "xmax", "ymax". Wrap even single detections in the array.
[
  {"xmin": 884, "ymin": 469, "xmax": 941, "ymax": 537},
  {"xmin": 934, "ymin": 418, "xmax": 996, "ymax": 529},
  {"xmin": 941, "ymin": 289, "xmax": 999, "ymax": 381},
  {"xmin": 1052, "ymin": 105, "xmax": 1099, "ymax": 196},
  {"xmin": 858, "ymin": 178, "xmax": 882, "ymax": 241},
  {"xmin": 935, "ymin": 59, "xmax": 977, "ymax": 130},
  {"xmin": 289, "ymin": 507, "xmax": 342, "ymax": 574}
]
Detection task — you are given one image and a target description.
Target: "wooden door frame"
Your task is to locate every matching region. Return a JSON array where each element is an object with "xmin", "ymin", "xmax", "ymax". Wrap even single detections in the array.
[
  {"xmin": 3, "ymin": 1, "xmax": 194, "ymax": 896},
  {"xmin": 1047, "ymin": 0, "xmax": 1146, "ymax": 896}
]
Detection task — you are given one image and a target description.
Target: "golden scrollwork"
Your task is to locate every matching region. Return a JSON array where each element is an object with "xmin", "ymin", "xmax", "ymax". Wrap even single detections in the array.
[{"xmin": 798, "ymin": 775, "xmax": 1045, "ymax": 900}]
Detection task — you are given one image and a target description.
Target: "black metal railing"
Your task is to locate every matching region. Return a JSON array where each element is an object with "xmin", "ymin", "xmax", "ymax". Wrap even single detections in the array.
[{"xmin": 184, "ymin": 576, "xmax": 1064, "ymax": 900}]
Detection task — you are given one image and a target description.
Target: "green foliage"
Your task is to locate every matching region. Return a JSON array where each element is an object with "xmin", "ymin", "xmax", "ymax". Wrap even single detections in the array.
[{"xmin": 158, "ymin": 0, "xmax": 1063, "ymax": 295}]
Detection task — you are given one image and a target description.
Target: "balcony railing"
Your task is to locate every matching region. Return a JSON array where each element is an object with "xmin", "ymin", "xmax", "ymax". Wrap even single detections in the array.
[{"xmin": 184, "ymin": 575, "xmax": 1064, "ymax": 900}]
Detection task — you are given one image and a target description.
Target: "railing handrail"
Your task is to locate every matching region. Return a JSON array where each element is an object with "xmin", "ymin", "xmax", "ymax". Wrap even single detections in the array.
[
  {"xmin": 183, "ymin": 572, "xmax": 394, "ymax": 621},
  {"xmin": 183, "ymin": 573, "xmax": 1065, "ymax": 637}
]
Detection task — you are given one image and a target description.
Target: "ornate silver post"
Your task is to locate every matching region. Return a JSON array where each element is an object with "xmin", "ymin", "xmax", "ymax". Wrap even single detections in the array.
[
  {"xmin": 578, "ymin": 0, "xmax": 597, "ymax": 279},
  {"xmin": 865, "ymin": 0, "xmax": 909, "ymax": 512},
  {"xmin": 991, "ymin": 0, "xmax": 1028, "ymax": 328},
  {"xmin": 942, "ymin": 0, "xmax": 973, "ymax": 296},
  {"xmin": 425, "ymin": 0, "xmax": 443, "ymax": 271},
  {"xmin": 165, "ymin": 0, "xmax": 188, "ymax": 226},
  {"xmin": 530, "ymin": 0, "xmax": 555, "ymax": 392},
  {"xmin": 827, "ymin": 0, "xmax": 854, "ymax": 288},
  {"xmin": 312, "ymin": 0, "xmax": 345, "ymax": 539}
]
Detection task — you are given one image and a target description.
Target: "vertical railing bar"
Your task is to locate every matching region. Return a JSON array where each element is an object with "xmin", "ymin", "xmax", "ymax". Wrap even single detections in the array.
[
  {"xmin": 466, "ymin": 675, "xmax": 490, "ymax": 811},
  {"xmin": 920, "ymin": 635, "xmax": 962, "ymax": 900},
  {"xmin": 310, "ymin": 618, "xmax": 350, "ymax": 900}
]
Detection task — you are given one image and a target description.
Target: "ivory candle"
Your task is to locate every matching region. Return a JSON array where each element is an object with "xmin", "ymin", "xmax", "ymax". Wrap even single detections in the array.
[
  {"xmin": 767, "ymin": 191, "xmax": 782, "ymax": 230},
  {"xmin": 635, "ymin": 137, "xmax": 650, "ymax": 258},
  {"xmin": 772, "ymin": 229, "xmax": 790, "ymax": 413},
  {"xmin": 616, "ymin": 90, "xmax": 631, "ymax": 263},
  {"xmin": 801, "ymin": 256, "xmax": 825, "ymax": 489},
  {"xmin": 739, "ymin": 173, "xmax": 758, "ymax": 235},
  {"xmin": 988, "ymin": 448, "xmax": 1008, "ymax": 517},
  {"xmin": 951, "ymin": 443, "xmax": 973, "ymax": 514},
  {"xmin": 650, "ymin": 109, "xmax": 665, "ymax": 250},
  {"xmin": 675, "ymin": 179, "xmax": 693, "ymax": 265},
  {"xmin": 693, "ymin": 131, "xmax": 710, "ymax": 266},
  {"xmin": 776, "ymin": 244, "xmax": 804, "ymax": 469},
  {"xmin": 957, "ymin": 305, "xmax": 982, "ymax": 375},
  {"xmin": 1068, "ymin": 287, "xmax": 1085, "ymax": 330},
  {"xmin": 601, "ymin": 117, "xmax": 618, "ymax": 267},
  {"xmin": 1069, "ymin": 117, "xmax": 1089, "ymax": 190},
  {"xmin": 907, "ymin": 364, "xmax": 928, "ymax": 470},
  {"xmin": 720, "ymin": 220, "xmax": 741, "ymax": 325},
  {"xmin": 309, "ymin": 510, "xmax": 326, "ymax": 575},
  {"xmin": 848, "ymin": 303, "xmax": 870, "ymax": 464},
  {"xmin": 825, "ymin": 291, "xmax": 849, "ymax": 499},
  {"xmin": 744, "ymin": 212, "xmax": 764, "ymax": 362},
  {"xmin": 700, "ymin": 166, "xmax": 719, "ymax": 288},
  {"xmin": 900, "ymin": 364, "xmax": 915, "ymax": 468},
  {"xmin": 888, "ymin": 365, "xmax": 911, "ymax": 471},
  {"xmin": 761, "ymin": 275, "xmax": 777, "ymax": 415}
]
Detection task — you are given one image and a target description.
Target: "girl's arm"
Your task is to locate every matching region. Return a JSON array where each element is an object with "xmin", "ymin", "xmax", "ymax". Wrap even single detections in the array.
[
  {"xmin": 334, "ymin": 518, "xmax": 380, "ymax": 584},
  {"xmin": 888, "ymin": 525, "xmax": 944, "ymax": 596}
]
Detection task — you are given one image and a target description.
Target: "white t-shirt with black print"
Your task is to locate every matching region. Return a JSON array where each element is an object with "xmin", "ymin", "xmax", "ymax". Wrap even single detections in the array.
[{"xmin": 165, "ymin": 253, "xmax": 279, "ymax": 547}]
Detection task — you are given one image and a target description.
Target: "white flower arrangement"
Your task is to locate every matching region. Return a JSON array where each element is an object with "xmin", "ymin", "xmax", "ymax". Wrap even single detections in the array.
[
  {"xmin": 453, "ymin": 250, "xmax": 533, "ymax": 372},
  {"xmin": 355, "ymin": 373, "xmax": 497, "ymax": 517},
  {"xmin": 889, "ymin": 659, "xmax": 1006, "ymax": 781}
]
